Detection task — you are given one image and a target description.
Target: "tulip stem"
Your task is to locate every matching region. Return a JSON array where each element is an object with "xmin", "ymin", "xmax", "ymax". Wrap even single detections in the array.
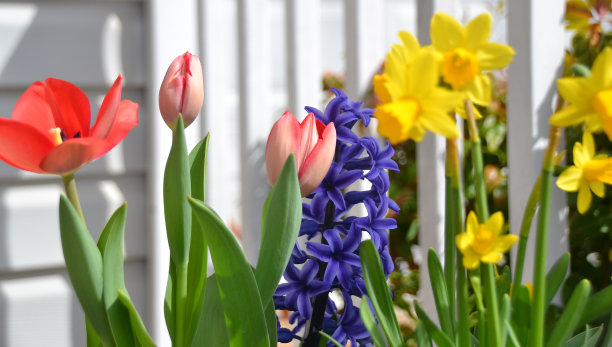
[
  {"xmin": 62, "ymin": 173, "xmax": 85, "ymax": 222},
  {"xmin": 175, "ymin": 264, "xmax": 188, "ymax": 347}
]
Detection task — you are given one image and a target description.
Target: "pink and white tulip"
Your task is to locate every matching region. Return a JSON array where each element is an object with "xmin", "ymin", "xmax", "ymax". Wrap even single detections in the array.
[
  {"xmin": 265, "ymin": 111, "xmax": 336, "ymax": 197},
  {"xmin": 158, "ymin": 51, "xmax": 204, "ymax": 130}
]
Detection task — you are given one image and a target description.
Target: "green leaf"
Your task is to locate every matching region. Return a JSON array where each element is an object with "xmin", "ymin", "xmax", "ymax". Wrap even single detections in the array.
[
  {"xmin": 86, "ymin": 318, "xmax": 102, "ymax": 347},
  {"xmin": 359, "ymin": 298, "xmax": 387, "ymax": 347},
  {"xmin": 164, "ymin": 115, "xmax": 192, "ymax": 267},
  {"xmin": 188, "ymin": 198, "xmax": 269, "ymax": 347},
  {"xmin": 497, "ymin": 266, "xmax": 512, "ymax": 300},
  {"xmin": 318, "ymin": 331, "xmax": 344, "ymax": 347},
  {"xmin": 505, "ymin": 320, "xmax": 521, "ymax": 347},
  {"xmin": 579, "ymin": 284, "xmax": 612, "ymax": 326},
  {"xmin": 415, "ymin": 321, "xmax": 433, "ymax": 347},
  {"xmin": 117, "ymin": 289, "xmax": 155, "ymax": 347},
  {"xmin": 58, "ymin": 195, "xmax": 113, "ymax": 346},
  {"xmin": 184, "ymin": 134, "xmax": 210, "ymax": 346},
  {"xmin": 264, "ymin": 301, "xmax": 277, "ymax": 347},
  {"xmin": 500, "ymin": 294, "xmax": 511, "ymax": 346},
  {"xmin": 427, "ymin": 249, "xmax": 454, "ymax": 338},
  {"xmin": 192, "ymin": 275, "xmax": 229, "ymax": 347},
  {"xmin": 164, "ymin": 259, "xmax": 176, "ymax": 343},
  {"xmin": 414, "ymin": 303, "xmax": 455, "ymax": 347},
  {"xmin": 565, "ymin": 325, "xmax": 602, "ymax": 347},
  {"xmin": 546, "ymin": 279, "xmax": 591, "ymax": 347},
  {"xmin": 360, "ymin": 240, "xmax": 404, "ymax": 347},
  {"xmin": 511, "ymin": 284, "xmax": 531, "ymax": 347},
  {"xmin": 256, "ymin": 154, "xmax": 301, "ymax": 309},
  {"xmin": 545, "ymin": 253, "xmax": 570, "ymax": 308},
  {"xmin": 100, "ymin": 204, "xmax": 134, "ymax": 346}
]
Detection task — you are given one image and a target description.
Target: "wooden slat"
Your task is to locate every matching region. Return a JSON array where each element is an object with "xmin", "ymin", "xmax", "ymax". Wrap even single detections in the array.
[
  {"xmin": 0, "ymin": 3, "xmax": 145, "ymax": 88},
  {"xmin": 0, "ymin": 261, "xmax": 147, "ymax": 346},
  {"xmin": 507, "ymin": 0, "xmax": 567, "ymax": 285},
  {"xmin": 0, "ymin": 176, "xmax": 147, "ymax": 273}
]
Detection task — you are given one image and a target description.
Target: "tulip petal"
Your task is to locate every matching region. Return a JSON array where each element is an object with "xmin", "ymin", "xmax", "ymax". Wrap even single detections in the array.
[
  {"xmin": 12, "ymin": 81, "xmax": 56, "ymax": 135},
  {"xmin": 41, "ymin": 137, "xmax": 111, "ymax": 174},
  {"xmin": 91, "ymin": 75, "xmax": 123, "ymax": 138},
  {"xmin": 265, "ymin": 111, "xmax": 301, "ymax": 186},
  {"xmin": 298, "ymin": 123, "xmax": 336, "ymax": 196},
  {"xmin": 0, "ymin": 118, "xmax": 54, "ymax": 173},
  {"xmin": 45, "ymin": 78, "xmax": 91, "ymax": 138},
  {"xmin": 103, "ymin": 100, "xmax": 139, "ymax": 146},
  {"xmin": 180, "ymin": 53, "xmax": 204, "ymax": 126},
  {"xmin": 299, "ymin": 114, "xmax": 319, "ymax": 167}
]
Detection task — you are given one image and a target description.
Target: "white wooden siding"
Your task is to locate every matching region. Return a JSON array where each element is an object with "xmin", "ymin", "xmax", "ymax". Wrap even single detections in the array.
[{"xmin": 0, "ymin": 0, "xmax": 568, "ymax": 345}]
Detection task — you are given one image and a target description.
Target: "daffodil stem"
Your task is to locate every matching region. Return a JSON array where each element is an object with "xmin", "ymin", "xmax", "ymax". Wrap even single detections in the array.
[
  {"xmin": 512, "ymin": 175, "xmax": 541, "ymax": 297},
  {"xmin": 62, "ymin": 173, "xmax": 85, "ymax": 223},
  {"xmin": 530, "ymin": 125, "xmax": 561, "ymax": 347},
  {"xmin": 444, "ymin": 170, "xmax": 456, "ymax": 328},
  {"xmin": 465, "ymin": 99, "xmax": 501, "ymax": 347},
  {"xmin": 447, "ymin": 136, "xmax": 471, "ymax": 347}
]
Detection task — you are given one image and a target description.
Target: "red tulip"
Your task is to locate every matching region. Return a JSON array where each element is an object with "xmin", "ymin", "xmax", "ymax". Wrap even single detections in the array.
[
  {"xmin": 0, "ymin": 75, "xmax": 138, "ymax": 175},
  {"xmin": 158, "ymin": 51, "xmax": 204, "ymax": 130},
  {"xmin": 265, "ymin": 111, "xmax": 336, "ymax": 196}
]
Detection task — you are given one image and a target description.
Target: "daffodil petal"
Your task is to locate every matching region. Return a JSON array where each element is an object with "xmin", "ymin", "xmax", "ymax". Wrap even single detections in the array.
[
  {"xmin": 398, "ymin": 31, "xmax": 421, "ymax": 57},
  {"xmin": 485, "ymin": 211, "xmax": 504, "ymax": 235},
  {"xmin": 462, "ymin": 249, "xmax": 481, "ymax": 270},
  {"xmin": 492, "ymin": 234, "xmax": 518, "ymax": 253},
  {"xmin": 549, "ymin": 104, "xmax": 591, "ymax": 127},
  {"xmin": 418, "ymin": 110, "xmax": 460, "ymax": 139},
  {"xmin": 373, "ymin": 75, "xmax": 392, "ymax": 104},
  {"xmin": 421, "ymin": 87, "xmax": 463, "ymax": 112},
  {"xmin": 409, "ymin": 51, "xmax": 438, "ymax": 97},
  {"xmin": 585, "ymin": 111, "xmax": 603, "ymax": 132},
  {"xmin": 556, "ymin": 166, "xmax": 582, "ymax": 192},
  {"xmin": 456, "ymin": 233, "xmax": 473, "ymax": 252},
  {"xmin": 465, "ymin": 13, "xmax": 491, "ymax": 51},
  {"xmin": 466, "ymin": 211, "xmax": 479, "ymax": 236},
  {"xmin": 477, "ymin": 42, "xmax": 515, "ymax": 71},
  {"xmin": 481, "ymin": 252, "xmax": 503, "ymax": 264},
  {"xmin": 573, "ymin": 142, "xmax": 590, "ymax": 168},
  {"xmin": 577, "ymin": 181, "xmax": 592, "ymax": 214},
  {"xmin": 431, "ymin": 12, "xmax": 464, "ymax": 52},
  {"xmin": 409, "ymin": 122, "xmax": 426, "ymax": 142},
  {"xmin": 582, "ymin": 131, "xmax": 595, "ymax": 158},
  {"xmin": 557, "ymin": 77, "xmax": 594, "ymax": 105},
  {"xmin": 455, "ymin": 102, "xmax": 483, "ymax": 120},
  {"xmin": 463, "ymin": 73, "xmax": 491, "ymax": 106},
  {"xmin": 590, "ymin": 47, "xmax": 612, "ymax": 90},
  {"xmin": 590, "ymin": 181, "xmax": 605, "ymax": 198}
]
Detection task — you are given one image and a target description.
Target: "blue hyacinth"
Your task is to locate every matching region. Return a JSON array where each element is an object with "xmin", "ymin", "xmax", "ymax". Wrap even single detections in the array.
[{"xmin": 274, "ymin": 89, "xmax": 399, "ymax": 346}]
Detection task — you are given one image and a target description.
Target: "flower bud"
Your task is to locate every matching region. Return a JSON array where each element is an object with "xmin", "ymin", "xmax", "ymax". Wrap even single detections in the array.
[
  {"xmin": 159, "ymin": 51, "xmax": 204, "ymax": 130},
  {"xmin": 265, "ymin": 111, "xmax": 336, "ymax": 196}
]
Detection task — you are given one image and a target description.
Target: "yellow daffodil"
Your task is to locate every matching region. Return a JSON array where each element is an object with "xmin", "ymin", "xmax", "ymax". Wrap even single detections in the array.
[
  {"xmin": 456, "ymin": 211, "xmax": 518, "ymax": 270},
  {"xmin": 374, "ymin": 31, "xmax": 462, "ymax": 144},
  {"xmin": 550, "ymin": 47, "xmax": 612, "ymax": 140},
  {"xmin": 429, "ymin": 12, "xmax": 515, "ymax": 107},
  {"xmin": 556, "ymin": 131, "xmax": 612, "ymax": 214}
]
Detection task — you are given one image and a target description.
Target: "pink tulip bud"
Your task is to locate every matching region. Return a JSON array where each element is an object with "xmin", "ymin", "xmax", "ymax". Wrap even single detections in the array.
[
  {"xmin": 158, "ymin": 51, "xmax": 204, "ymax": 130},
  {"xmin": 265, "ymin": 111, "xmax": 336, "ymax": 196}
]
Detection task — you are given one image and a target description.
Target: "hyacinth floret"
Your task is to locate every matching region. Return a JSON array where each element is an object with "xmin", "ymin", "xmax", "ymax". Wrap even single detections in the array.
[{"xmin": 274, "ymin": 89, "xmax": 399, "ymax": 346}]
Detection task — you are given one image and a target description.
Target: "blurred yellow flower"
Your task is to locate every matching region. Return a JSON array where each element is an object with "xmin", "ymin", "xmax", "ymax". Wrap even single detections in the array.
[
  {"xmin": 556, "ymin": 131, "xmax": 612, "ymax": 214},
  {"xmin": 429, "ymin": 12, "xmax": 515, "ymax": 107},
  {"xmin": 456, "ymin": 211, "xmax": 517, "ymax": 270},
  {"xmin": 374, "ymin": 31, "xmax": 462, "ymax": 144},
  {"xmin": 550, "ymin": 48, "xmax": 612, "ymax": 140}
]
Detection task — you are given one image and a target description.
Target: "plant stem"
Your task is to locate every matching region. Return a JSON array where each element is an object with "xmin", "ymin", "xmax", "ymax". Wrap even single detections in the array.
[
  {"xmin": 529, "ymin": 125, "xmax": 561, "ymax": 347},
  {"xmin": 482, "ymin": 263, "xmax": 502, "ymax": 347},
  {"xmin": 512, "ymin": 175, "xmax": 541, "ymax": 296},
  {"xmin": 444, "ymin": 159, "xmax": 456, "ymax": 325},
  {"xmin": 62, "ymin": 173, "xmax": 85, "ymax": 222},
  {"xmin": 303, "ymin": 201, "xmax": 336, "ymax": 347}
]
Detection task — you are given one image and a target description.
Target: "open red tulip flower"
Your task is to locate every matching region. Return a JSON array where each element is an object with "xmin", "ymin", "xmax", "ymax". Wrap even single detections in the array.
[
  {"xmin": 265, "ymin": 111, "xmax": 336, "ymax": 197},
  {"xmin": 0, "ymin": 75, "xmax": 138, "ymax": 176}
]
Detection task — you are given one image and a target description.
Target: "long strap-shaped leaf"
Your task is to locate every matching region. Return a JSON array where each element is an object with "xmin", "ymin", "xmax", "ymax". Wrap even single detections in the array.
[
  {"xmin": 414, "ymin": 303, "xmax": 455, "ymax": 347},
  {"xmin": 359, "ymin": 298, "xmax": 387, "ymax": 347},
  {"xmin": 256, "ymin": 154, "xmax": 301, "ymax": 309},
  {"xmin": 427, "ymin": 248, "xmax": 454, "ymax": 339},
  {"xmin": 546, "ymin": 279, "xmax": 591, "ymax": 347},
  {"xmin": 360, "ymin": 240, "xmax": 404, "ymax": 347},
  {"xmin": 188, "ymin": 198, "xmax": 269, "ymax": 347},
  {"xmin": 59, "ymin": 195, "xmax": 114, "ymax": 346},
  {"xmin": 117, "ymin": 289, "xmax": 155, "ymax": 347}
]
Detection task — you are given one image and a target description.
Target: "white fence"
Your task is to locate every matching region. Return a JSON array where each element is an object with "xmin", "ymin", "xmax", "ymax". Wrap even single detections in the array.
[{"xmin": 0, "ymin": 0, "xmax": 567, "ymax": 345}]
